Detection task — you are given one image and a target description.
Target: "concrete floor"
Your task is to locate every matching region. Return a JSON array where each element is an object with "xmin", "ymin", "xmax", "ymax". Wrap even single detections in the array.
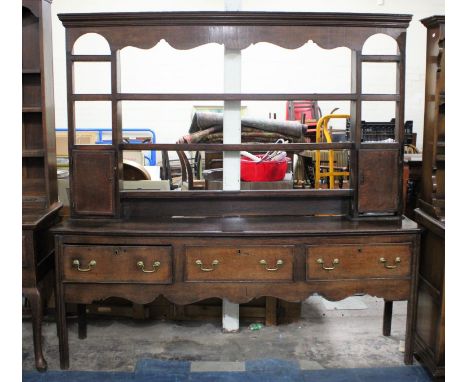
[{"xmin": 22, "ymin": 295, "xmax": 410, "ymax": 372}]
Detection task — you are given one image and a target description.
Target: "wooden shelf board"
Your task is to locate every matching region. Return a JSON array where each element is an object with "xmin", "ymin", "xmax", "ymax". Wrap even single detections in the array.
[
  {"xmin": 22, "ymin": 106, "xmax": 42, "ymax": 113},
  {"xmin": 70, "ymin": 55, "xmax": 111, "ymax": 62},
  {"xmin": 72, "ymin": 93, "xmax": 359, "ymax": 102},
  {"xmin": 361, "ymin": 94, "xmax": 400, "ymax": 101},
  {"xmin": 361, "ymin": 55, "xmax": 400, "ymax": 62},
  {"xmin": 22, "ymin": 68, "xmax": 41, "ymax": 74},
  {"xmin": 120, "ymin": 142, "xmax": 354, "ymax": 151},
  {"xmin": 121, "ymin": 188, "xmax": 354, "ymax": 199},
  {"xmin": 23, "ymin": 149, "xmax": 45, "ymax": 157},
  {"xmin": 22, "ymin": 179, "xmax": 46, "ymax": 196},
  {"xmin": 116, "ymin": 93, "xmax": 358, "ymax": 101},
  {"xmin": 72, "ymin": 94, "xmax": 112, "ymax": 101}
]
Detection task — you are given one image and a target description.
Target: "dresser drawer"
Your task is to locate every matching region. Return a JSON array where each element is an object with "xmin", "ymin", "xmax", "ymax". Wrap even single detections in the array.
[
  {"xmin": 185, "ymin": 245, "xmax": 294, "ymax": 282},
  {"xmin": 63, "ymin": 245, "xmax": 172, "ymax": 283},
  {"xmin": 306, "ymin": 243, "xmax": 411, "ymax": 280}
]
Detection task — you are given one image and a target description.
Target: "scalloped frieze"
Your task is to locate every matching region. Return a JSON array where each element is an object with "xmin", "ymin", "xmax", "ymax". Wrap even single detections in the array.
[
  {"xmin": 67, "ymin": 25, "xmax": 404, "ymax": 53},
  {"xmin": 64, "ymin": 281, "xmax": 410, "ymax": 305}
]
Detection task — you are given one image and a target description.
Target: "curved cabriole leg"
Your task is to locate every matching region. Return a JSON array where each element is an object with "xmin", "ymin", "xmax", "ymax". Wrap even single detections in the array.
[
  {"xmin": 24, "ymin": 288, "xmax": 47, "ymax": 372},
  {"xmin": 383, "ymin": 300, "xmax": 393, "ymax": 336}
]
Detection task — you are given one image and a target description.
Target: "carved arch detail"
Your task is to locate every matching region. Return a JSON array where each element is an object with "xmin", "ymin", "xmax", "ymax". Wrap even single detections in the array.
[{"xmin": 66, "ymin": 26, "xmax": 405, "ymax": 53}]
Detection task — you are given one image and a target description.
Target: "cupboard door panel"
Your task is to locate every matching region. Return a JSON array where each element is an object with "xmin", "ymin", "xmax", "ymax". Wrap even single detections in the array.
[
  {"xmin": 358, "ymin": 149, "xmax": 399, "ymax": 213},
  {"xmin": 71, "ymin": 150, "xmax": 116, "ymax": 216}
]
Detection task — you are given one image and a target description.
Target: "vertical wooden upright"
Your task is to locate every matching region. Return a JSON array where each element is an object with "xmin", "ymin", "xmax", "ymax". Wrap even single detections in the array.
[
  {"xmin": 413, "ymin": 15, "xmax": 445, "ymax": 380},
  {"xmin": 22, "ymin": 0, "xmax": 62, "ymax": 371}
]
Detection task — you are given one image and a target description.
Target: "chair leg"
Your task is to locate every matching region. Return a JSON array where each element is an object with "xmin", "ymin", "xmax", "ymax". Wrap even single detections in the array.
[{"xmin": 383, "ymin": 300, "xmax": 393, "ymax": 337}]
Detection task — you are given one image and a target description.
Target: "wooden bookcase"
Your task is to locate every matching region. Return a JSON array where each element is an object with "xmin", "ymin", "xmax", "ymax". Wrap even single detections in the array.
[
  {"xmin": 22, "ymin": 0, "xmax": 62, "ymax": 372},
  {"xmin": 52, "ymin": 12, "xmax": 421, "ymax": 370},
  {"xmin": 413, "ymin": 15, "xmax": 445, "ymax": 380}
]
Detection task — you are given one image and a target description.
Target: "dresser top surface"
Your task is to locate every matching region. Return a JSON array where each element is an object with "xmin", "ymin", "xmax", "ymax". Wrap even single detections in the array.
[{"xmin": 51, "ymin": 215, "xmax": 419, "ymax": 237}]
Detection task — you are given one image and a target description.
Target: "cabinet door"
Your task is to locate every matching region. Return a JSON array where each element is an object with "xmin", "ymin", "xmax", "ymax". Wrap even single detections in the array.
[
  {"xmin": 358, "ymin": 149, "xmax": 399, "ymax": 214},
  {"xmin": 71, "ymin": 150, "xmax": 116, "ymax": 216}
]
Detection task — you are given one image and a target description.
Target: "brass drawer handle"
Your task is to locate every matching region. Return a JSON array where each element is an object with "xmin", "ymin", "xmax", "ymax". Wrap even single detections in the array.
[
  {"xmin": 72, "ymin": 259, "xmax": 96, "ymax": 272},
  {"xmin": 195, "ymin": 259, "xmax": 219, "ymax": 272},
  {"xmin": 137, "ymin": 260, "xmax": 161, "ymax": 273},
  {"xmin": 316, "ymin": 258, "xmax": 339, "ymax": 271},
  {"xmin": 379, "ymin": 257, "xmax": 401, "ymax": 269},
  {"xmin": 259, "ymin": 259, "xmax": 284, "ymax": 271}
]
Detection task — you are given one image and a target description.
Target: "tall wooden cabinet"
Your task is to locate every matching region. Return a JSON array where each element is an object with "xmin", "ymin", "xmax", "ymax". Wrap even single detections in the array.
[
  {"xmin": 413, "ymin": 15, "xmax": 445, "ymax": 380},
  {"xmin": 22, "ymin": 0, "xmax": 61, "ymax": 371},
  {"xmin": 51, "ymin": 12, "xmax": 421, "ymax": 370}
]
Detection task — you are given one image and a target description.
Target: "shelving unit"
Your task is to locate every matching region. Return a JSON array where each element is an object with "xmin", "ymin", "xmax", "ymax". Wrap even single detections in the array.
[
  {"xmin": 414, "ymin": 15, "xmax": 445, "ymax": 381},
  {"xmin": 22, "ymin": 0, "xmax": 62, "ymax": 372}
]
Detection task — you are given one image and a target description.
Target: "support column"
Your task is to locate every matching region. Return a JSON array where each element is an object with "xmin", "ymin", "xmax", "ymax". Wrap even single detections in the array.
[{"xmin": 222, "ymin": 0, "xmax": 241, "ymax": 333}]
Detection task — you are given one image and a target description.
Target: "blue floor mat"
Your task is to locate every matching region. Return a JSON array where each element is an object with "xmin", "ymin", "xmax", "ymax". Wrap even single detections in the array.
[{"xmin": 23, "ymin": 358, "xmax": 432, "ymax": 382}]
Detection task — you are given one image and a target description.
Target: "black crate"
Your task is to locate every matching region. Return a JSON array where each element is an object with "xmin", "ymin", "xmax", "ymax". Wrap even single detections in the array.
[{"xmin": 346, "ymin": 119, "xmax": 413, "ymax": 144}]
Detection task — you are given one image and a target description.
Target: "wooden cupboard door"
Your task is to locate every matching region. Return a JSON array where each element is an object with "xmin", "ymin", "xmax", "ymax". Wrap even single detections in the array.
[
  {"xmin": 358, "ymin": 149, "xmax": 399, "ymax": 214},
  {"xmin": 71, "ymin": 150, "xmax": 116, "ymax": 216}
]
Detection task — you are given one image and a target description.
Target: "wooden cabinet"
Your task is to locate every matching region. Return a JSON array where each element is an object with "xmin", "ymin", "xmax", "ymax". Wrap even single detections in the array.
[
  {"xmin": 22, "ymin": 0, "xmax": 62, "ymax": 372},
  {"xmin": 53, "ymin": 11, "xmax": 420, "ymax": 371},
  {"xmin": 53, "ymin": 217, "xmax": 420, "ymax": 369},
  {"xmin": 413, "ymin": 15, "xmax": 445, "ymax": 380}
]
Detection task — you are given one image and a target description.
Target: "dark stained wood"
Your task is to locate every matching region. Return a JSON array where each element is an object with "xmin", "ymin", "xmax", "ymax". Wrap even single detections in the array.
[
  {"xmin": 117, "ymin": 93, "xmax": 358, "ymax": 101},
  {"xmin": 62, "ymin": 245, "xmax": 172, "ymax": 283},
  {"xmin": 361, "ymin": 55, "xmax": 400, "ymax": 62},
  {"xmin": 58, "ymin": 11, "xmax": 411, "ymax": 52},
  {"xmin": 361, "ymin": 94, "xmax": 399, "ymax": 101},
  {"xmin": 71, "ymin": 150, "xmax": 116, "ymax": 216},
  {"xmin": 306, "ymin": 243, "xmax": 411, "ymax": 280},
  {"xmin": 22, "ymin": 0, "xmax": 62, "ymax": 372},
  {"xmin": 54, "ymin": 11, "xmax": 419, "ymax": 370},
  {"xmin": 23, "ymin": 287, "xmax": 47, "ymax": 371},
  {"xmin": 77, "ymin": 304, "xmax": 87, "ymax": 340},
  {"xmin": 122, "ymin": 189, "xmax": 353, "ymax": 198},
  {"xmin": 22, "ymin": 2, "xmax": 58, "ymax": 209},
  {"xmin": 121, "ymin": 192, "xmax": 352, "ymax": 218},
  {"xmin": 71, "ymin": 94, "xmax": 112, "ymax": 101},
  {"xmin": 383, "ymin": 300, "xmax": 393, "ymax": 336},
  {"xmin": 120, "ymin": 143, "xmax": 353, "ymax": 152},
  {"xmin": 358, "ymin": 149, "xmax": 399, "ymax": 214},
  {"xmin": 51, "ymin": 215, "xmax": 419, "ymax": 237},
  {"xmin": 413, "ymin": 15, "xmax": 445, "ymax": 380},
  {"xmin": 185, "ymin": 246, "xmax": 294, "ymax": 282},
  {"xmin": 71, "ymin": 54, "xmax": 111, "ymax": 62},
  {"xmin": 265, "ymin": 297, "xmax": 278, "ymax": 326}
]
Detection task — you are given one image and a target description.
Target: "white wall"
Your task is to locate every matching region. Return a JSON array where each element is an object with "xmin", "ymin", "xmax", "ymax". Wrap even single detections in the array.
[{"xmin": 51, "ymin": 0, "xmax": 445, "ymax": 156}]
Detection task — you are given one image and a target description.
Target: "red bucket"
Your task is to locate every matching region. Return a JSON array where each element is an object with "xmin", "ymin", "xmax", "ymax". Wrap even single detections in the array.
[{"xmin": 241, "ymin": 155, "xmax": 290, "ymax": 182}]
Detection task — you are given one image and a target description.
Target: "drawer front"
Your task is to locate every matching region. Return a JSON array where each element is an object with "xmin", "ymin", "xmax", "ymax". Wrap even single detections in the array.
[
  {"xmin": 185, "ymin": 246, "xmax": 294, "ymax": 282},
  {"xmin": 306, "ymin": 243, "xmax": 411, "ymax": 280},
  {"xmin": 63, "ymin": 245, "xmax": 172, "ymax": 283}
]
